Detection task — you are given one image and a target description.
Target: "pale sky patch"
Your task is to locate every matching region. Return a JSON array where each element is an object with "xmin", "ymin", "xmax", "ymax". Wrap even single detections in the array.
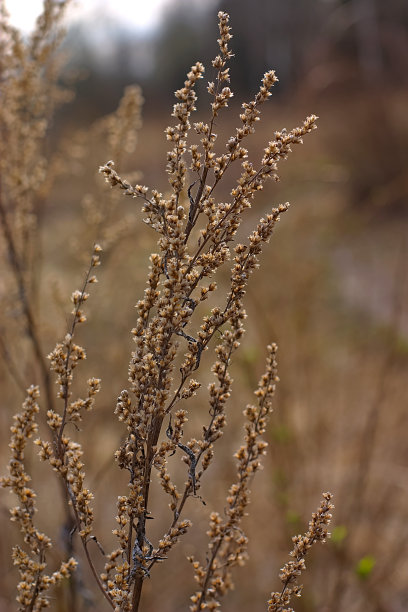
[{"xmin": 6, "ymin": 0, "xmax": 172, "ymax": 33}]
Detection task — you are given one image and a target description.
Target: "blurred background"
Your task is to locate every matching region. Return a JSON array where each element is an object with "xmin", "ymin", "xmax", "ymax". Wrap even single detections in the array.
[{"xmin": 1, "ymin": 1, "xmax": 408, "ymax": 611}]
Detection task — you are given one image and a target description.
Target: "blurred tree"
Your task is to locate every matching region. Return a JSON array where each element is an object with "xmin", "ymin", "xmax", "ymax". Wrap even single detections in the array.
[
  {"xmin": 55, "ymin": 17, "xmax": 154, "ymax": 127},
  {"xmin": 149, "ymin": 0, "xmax": 216, "ymax": 105},
  {"xmin": 56, "ymin": 0, "xmax": 408, "ymax": 117},
  {"xmin": 217, "ymin": 0, "xmax": 408, "ymax": 93},
  {"xmin": 49, "ymin": 0, "xmax": 408, "ymax": 213},
  {"xmin": 220, "ymin": 0, "xmax": 330, "ymax": 94}
]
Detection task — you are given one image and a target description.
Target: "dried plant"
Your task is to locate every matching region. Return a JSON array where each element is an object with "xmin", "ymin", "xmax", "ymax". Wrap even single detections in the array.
[
  {"xmin": 0, "ymin": 0, "xmax": 71, "ymax": 409},
  {"xmin": 61, "ymin": 83, "xmax": 144, "ymax": 256},
  {"xmin": 268, "ymin": 492, "xmax": 334, "ymax": 612},
  {"xmin": 0, "ymin": 385, "xmax": 77, "ymax": 610},
  {"xmin": 1, "ymin": 5, "xmax": 333, "ymax": 611}
]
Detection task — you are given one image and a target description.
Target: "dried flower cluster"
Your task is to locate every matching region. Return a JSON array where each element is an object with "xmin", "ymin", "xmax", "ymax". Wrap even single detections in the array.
[
  {"xmin": 1, "ymin": 5, "xmax": 333, "ymax": 612},
  {"xmin": 98, "ymin": 11, "xmax": 324, "ymax": 611},
  {"xmin": 36, "ymin": 245, "xmax": 111, "ymax": 605},
  {"xmin": 2, "ymin": 245, "xmax": 105, "ymax": 610},
  {"xmin": 190, "ymin": 343, "xmax": 279, "ymax": 610},
  {"xmin": 268, "ymin": 492, "xmax": 334, "ymax": 611},
  {"xmin": 0, "ymin": 385, "xmax": 77, "ymax": 610}
]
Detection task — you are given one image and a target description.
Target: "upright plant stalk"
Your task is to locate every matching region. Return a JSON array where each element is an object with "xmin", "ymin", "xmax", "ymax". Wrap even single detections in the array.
[
  {"xmin": 99, "ymin": 12, "xmax": 323, "ymax": 612},
  {"xmin": 1, "ymin": 9, "xmax": 333, "ymax": 612}
]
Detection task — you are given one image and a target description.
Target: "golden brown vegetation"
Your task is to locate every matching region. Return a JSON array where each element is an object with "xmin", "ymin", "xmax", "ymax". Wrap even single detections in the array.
[
  {"xmin": 2, "ymin": 2, "xmax": 407, "ymax": 612},
  {"xmin": 0, "ymin": 4, "xmax": 332, "ymax": 610}
]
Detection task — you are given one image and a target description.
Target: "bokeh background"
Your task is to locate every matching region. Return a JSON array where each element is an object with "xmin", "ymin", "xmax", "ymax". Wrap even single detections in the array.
[{"xmin": 1, "ymin": 1, "xmax": 408, "ymax": 610}]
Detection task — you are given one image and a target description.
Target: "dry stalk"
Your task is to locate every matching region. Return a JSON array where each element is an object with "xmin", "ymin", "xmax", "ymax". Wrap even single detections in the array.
[{"xmin": 1, "ymin": 7, "xmax": 333, "ymax": 612}]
